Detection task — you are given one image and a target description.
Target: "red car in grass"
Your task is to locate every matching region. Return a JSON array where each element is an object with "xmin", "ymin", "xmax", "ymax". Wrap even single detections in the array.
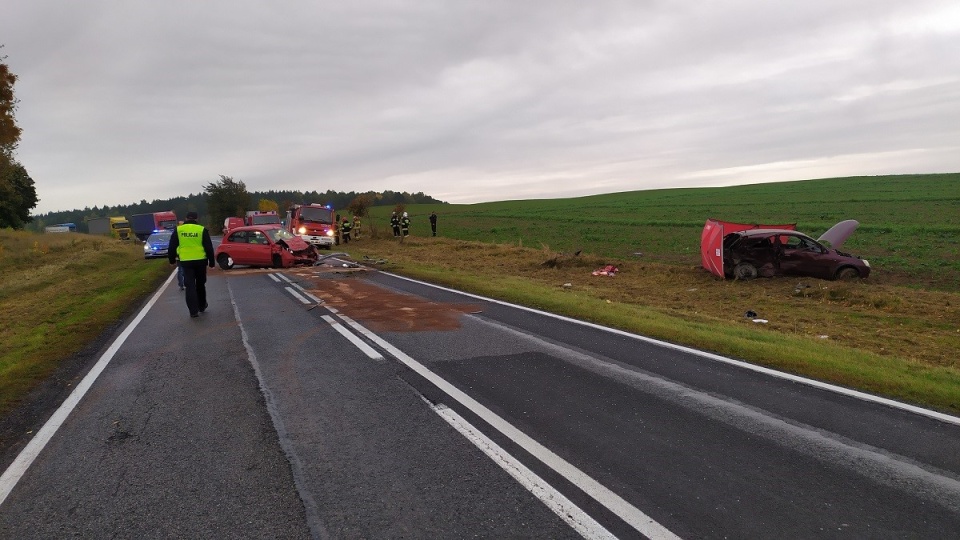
[{"xmin": 215, "ymin": 225, "xmax": 318, "ymax": 269}]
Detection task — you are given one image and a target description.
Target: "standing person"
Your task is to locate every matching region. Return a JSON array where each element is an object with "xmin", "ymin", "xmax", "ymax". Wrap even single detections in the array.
[
  {"xmin": 400, "ymin": 212, "xmax": 411, "ymax": 237},
  {"xmin": 390, "ymin": 212, "xmax": 401, "ymax": 237},
  {"xmin": 341, "ymin": 217, "xmax": 352, "ymax": 244},
  {"xmin": 352, "ymin": 215, "xmax": 361, "ymax": 240},
  {"xmin": 168, "ymin": 211, "xmax": 215, "ymax": 319},
  {"xmin": 176, "ymin": 258, "xmax": 185, "ymax": 291},
  {"xmin": 429, "ymin": 212, "xmax": 437, "ymax": 237}
]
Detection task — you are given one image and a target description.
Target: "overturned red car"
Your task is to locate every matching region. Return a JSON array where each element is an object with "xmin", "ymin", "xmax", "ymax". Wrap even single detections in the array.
[
  {"xmin": 215, "ymin": 225, "xmax": 318, "ymax": 270},
  {"xmin": 702, "ymin": 219, "xmax": 871, "ymax": 281}
]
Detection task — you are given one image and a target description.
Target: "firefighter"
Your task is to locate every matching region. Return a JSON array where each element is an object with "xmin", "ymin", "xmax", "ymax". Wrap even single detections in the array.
[
  {"xmin": 352, "ymin": 215, "xmax": 361, "ymax": 240},
  {"xmin": 390, "ymin": 212, "xmax": 401, "ymax": 237},
  {"xmin": 400, "ymin": 212, "xmax": 411, "ymax": 237},
  {"xmin": 341, "ymin": 217, "xmax": 352, "ymax": 243}
]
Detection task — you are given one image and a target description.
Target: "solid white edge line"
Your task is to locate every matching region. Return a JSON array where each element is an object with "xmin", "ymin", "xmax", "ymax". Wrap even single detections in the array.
[
  {"xmin": 381, "ymin": 271, "xmax": 960, "ymax": 427},
  {"xmin": 430, "ymin": 402, "xmax": 617, "ymax": 540},
  {"xmin": 0, "ymin": 269, "xmax": 177, "ymax": 507},
  {"xmin": 284, "ymin": 286, "xmax": 311, "ymax": 304},
  {"xmin": 320, "ymin": 315, "xmax": 383, "ymax": 360},
  {"xmin": 335, "ymin": 313, "xmax": 680, "ymax": 539}
]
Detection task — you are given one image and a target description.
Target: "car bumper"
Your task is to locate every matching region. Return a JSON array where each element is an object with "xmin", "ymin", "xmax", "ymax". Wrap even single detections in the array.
[
  {"xmin": 144, "ymin": 249, "xmax": 169, "ymax": 259},
  {"xmin": 300, "ymin": 235, "xmax": 334, "ymax": 246}
]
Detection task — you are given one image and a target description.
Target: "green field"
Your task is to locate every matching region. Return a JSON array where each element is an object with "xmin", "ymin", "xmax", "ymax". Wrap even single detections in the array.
[{"xmin": 366, "ymin": 173, "xmax": 960, "ymax": 290}]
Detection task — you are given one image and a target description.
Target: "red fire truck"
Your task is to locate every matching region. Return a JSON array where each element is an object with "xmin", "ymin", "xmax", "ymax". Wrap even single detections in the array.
[{"xmin": 285, "ymin": 203, "xmax": 337, "ymax": 249}]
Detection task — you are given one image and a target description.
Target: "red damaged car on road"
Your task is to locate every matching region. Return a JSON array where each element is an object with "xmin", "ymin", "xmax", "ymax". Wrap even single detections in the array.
[{"xmin": 215, "ymin": 225, "xmax": 318, "ymax": 270}]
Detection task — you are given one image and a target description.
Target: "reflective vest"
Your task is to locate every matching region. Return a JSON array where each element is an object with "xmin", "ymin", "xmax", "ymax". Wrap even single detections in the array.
[{"xmin": 177, "ymin": 224, "xmax": 207, "ymax": 261}]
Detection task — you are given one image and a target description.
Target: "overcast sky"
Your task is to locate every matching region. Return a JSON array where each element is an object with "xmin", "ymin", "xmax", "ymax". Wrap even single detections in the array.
[{"xmin": 4, "ymin": 1, "xmax": 959, "ymax": 214}]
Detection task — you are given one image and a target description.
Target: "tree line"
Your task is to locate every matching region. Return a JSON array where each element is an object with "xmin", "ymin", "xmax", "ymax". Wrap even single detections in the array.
[{"xmin": 26, "ymin": 174, "xmax": 445, "ymax": 234}]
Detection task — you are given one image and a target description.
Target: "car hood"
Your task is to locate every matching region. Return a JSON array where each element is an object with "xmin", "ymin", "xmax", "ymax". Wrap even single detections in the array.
[
  {"xmin": 278, "ymin": 236, "xmax": 311, "ymax": 251},
  {"xmin": 817, "ymin": 220, "xmax": 859, "ymax": 249}
]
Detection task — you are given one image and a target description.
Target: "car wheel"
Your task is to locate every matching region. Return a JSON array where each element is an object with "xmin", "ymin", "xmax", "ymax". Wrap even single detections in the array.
[
  {"xmin": 272, "ymin": 254, "xmax": 283, "ymax": 268},
  {"xmin": 733, "ymin": 262, "xmax": 758, "ymax": 280},
  {"xmin": 834, "ymin": 267, "xmax": 860, "ymax": 280},
  {"xmin": 217, "ymin": 253, "xmax": 234, "ymax": 270}
]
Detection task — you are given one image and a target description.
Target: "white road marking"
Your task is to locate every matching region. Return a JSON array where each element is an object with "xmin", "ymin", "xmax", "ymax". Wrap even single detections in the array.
[
  {"xmin": 330, "ymin": 312, "xmax": 680, "ymax": 539},
  {"xmin": 320, "ymin": 315, "xmax": 383, "ymax": 361},
  {"xmin": 284, "ymin": 286, "xmax": 311, "ymax": 304},
  {"xmin": 268, "ymin": 273, "xmax": 281, "ymax": 282},
  {"xmin": 430, "ymin": 401, "xmax": 618, "ymax": 540},
  {"xmin": 0, "ymin": 270, "xmax": 177, "ymax": 507},
  {"xmin": 383, "ymin": 272, "xmax": 960, "ymax": 427},
  {"xmin": 277, "ymin": 273, "xmax": 323, "ymax": 303}
]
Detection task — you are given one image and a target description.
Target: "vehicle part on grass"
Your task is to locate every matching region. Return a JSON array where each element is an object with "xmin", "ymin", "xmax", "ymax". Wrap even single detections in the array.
[{"xmin": 745, "ymin": 310, "xmax": 757, "ymax": 318}]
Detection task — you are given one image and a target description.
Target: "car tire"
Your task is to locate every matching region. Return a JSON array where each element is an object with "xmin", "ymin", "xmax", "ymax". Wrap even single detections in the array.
[
  {"xmin": 834, "ymin": 267, "xmax": 860, "ymax": 280},
  {"xmin": 217, "ymin": 254, "xmax": 234, "ymax": 270},
  {"xmin": 733, "ymin": 262, "xmax": 758, "ymax": 280}
]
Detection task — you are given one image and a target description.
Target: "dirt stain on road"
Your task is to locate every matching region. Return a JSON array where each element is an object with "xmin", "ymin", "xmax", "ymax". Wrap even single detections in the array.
[{"xmin": 290, "ymin": 267, "xmax": 482, "ymax": 332}]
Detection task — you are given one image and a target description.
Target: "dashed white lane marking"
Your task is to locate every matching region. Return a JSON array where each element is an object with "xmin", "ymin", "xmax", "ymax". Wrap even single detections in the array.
[
  {"xmin": 284, "ymin": 286, "xmax": 311, "ymax": 304},
  {"xmin": 430, "ymin": 400, "xmax": 618, "ymax": 540},
  {"xmin": 0, "ymin": 270, "xmax": 177, "ymax": 507},
  {"xmin": 320, "ymin": 315, "xmax": 383, "ymax": 361},
  {"xmin": 330, "ymin": 312, "xmax": 680, "ymax": 539},
  {"xmin": 277, "ymin": 273, "xmax": 322, "ymax": 304}
]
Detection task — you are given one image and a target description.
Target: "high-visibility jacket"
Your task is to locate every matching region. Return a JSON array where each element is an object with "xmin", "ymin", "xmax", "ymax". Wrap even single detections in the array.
[{"xmin": 176, "ymin": 224, "xmax": 207, "ymax": 261}]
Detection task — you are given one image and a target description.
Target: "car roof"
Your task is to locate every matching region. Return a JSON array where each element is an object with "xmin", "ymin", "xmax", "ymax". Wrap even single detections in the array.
[
  {"xmin": 734, "ymin": 228, "xmax": 812, "ymax": 237},
  {"xmin": 228, "ymin": 224, "xmax": 282, "ymax": 232}
]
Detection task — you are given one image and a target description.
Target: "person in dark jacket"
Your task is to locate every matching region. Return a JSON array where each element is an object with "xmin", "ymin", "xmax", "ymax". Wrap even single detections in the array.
[
  {"xmin": 429, "ymin": 212, "xmax": 437, "ymax": 236},
  {"xmin": 390, "ymin": 212, "xmax": 401, "ymax": 237},
  {"xmin": 168, "ymin": 211, "xmax": 215, "ymax": 318}
]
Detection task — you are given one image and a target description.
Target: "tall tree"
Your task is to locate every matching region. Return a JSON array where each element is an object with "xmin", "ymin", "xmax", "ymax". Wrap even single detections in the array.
[
  {"xmin": 204, "ymin": 175, "xmax": 249, "ymax": 232},
  {"xmin": 257, "ymin": 198, "xmax": 279, "ymax": 213},
  {"xmin": 0, "ymin": 50, "xmax": 37, "ymax": 229},
  {"xmin": 0, "ymin": 162, "xmax": 38, "ymax": 229},
  {"xmin": 0, "ymin": 54, "xmax": 21, "ymax": 158}
]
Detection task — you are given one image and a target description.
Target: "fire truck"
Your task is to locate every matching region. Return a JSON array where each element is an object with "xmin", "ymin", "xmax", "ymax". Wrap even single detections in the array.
[{"xmin": 285, "ymin": 203, "xmax": 336, "ymax": 249}]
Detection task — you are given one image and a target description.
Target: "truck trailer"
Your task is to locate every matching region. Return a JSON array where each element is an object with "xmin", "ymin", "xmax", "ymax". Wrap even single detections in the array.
[
  {"xmin": 131, "ymin": 211, "xmax": 178, "ymax": 241},
  {"xmin": 88, "ymin": 216, "xmax": 132, "ymax": 240}
]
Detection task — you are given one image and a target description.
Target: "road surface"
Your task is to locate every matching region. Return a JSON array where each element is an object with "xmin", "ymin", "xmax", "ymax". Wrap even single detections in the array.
[{"xmin": 1, "ymin": 262, "xmax": 959, "ymax": 538}]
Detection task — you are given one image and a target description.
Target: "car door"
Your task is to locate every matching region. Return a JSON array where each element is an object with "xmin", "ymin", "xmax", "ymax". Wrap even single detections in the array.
[
  {"xmin": 224, "ymin": 231, "xmax": 251, "ymax": 265},
  {"xmin": 247, "ymin": 230, "xmax": 273, "ymax": 266},
  {"xmin": 779, "ymin": 234, "xmax": 834, "ymax": 279}
]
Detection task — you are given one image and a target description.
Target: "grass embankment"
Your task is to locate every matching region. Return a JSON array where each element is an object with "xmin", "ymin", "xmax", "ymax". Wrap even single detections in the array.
[{"xmin": 0, "ymin": 230, "xmax": 170, "ymax": 416}]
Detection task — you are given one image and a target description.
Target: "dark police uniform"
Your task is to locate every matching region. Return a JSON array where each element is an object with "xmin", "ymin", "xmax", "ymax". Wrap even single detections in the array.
[{"xmin": 168, "ymin": 215, "xmax": 215, "ymax": 318}]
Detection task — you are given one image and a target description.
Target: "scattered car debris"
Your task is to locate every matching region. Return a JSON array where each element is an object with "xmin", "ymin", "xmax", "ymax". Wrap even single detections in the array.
[
  {"xmin": 752, "ymin": 319, "xmax": 769, "ymax": 324},
  {"xmin": 562, "ymin": 283, "xmax": 573, "ymax": 288},
  {"xmin": 745, "ymin": 310, "xmax": 758, "ymax": 318},
  {"xmin": 592, "ymin": 265, "xmax": 619, "ymax": 276}
]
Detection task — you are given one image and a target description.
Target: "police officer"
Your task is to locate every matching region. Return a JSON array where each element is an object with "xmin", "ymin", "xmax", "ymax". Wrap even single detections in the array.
[
  {"xmin": 168, "ymin": 211, "xmax": 215, "ymax": 318},
  {"xmin": 390, "ymin": 212, "xmax": 400, "ymax": 237}
]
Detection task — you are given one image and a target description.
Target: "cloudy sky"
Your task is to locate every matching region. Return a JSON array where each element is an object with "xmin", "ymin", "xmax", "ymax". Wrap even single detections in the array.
[{"xmin": 4, "ymin": 1, "xmax": 959, "ymax": 214}]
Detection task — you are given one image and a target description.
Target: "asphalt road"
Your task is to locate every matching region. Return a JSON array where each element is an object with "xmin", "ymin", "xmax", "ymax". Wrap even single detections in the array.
[{"xmin": 1, "ymin": 262, "xmax": 959, "ymax": 539}]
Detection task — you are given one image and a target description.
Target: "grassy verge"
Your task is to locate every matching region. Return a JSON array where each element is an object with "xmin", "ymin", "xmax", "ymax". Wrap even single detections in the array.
[
  {"xmin": 0, "ymin": 230, "xmax": 171, "ymax": 416},
  {"xmin": 344, "ymin": 235, "xmax": 960, "ymax": 415}
]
